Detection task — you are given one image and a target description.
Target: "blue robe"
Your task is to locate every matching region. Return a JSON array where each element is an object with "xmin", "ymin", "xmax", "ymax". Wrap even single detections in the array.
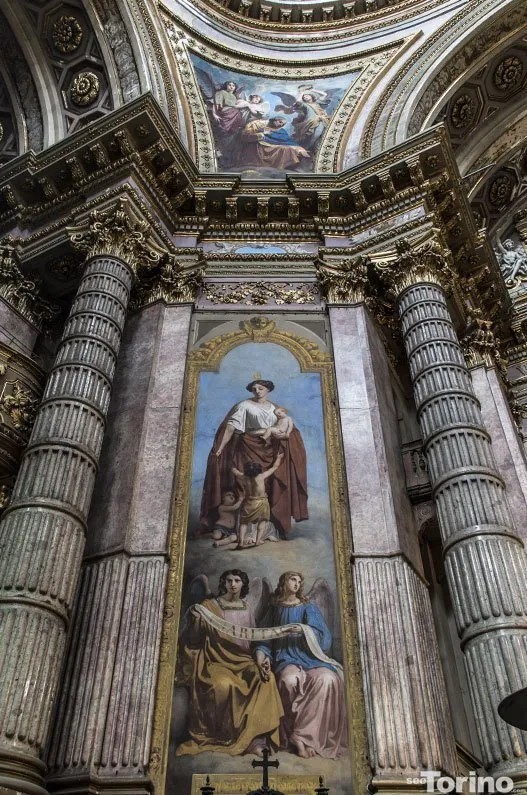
[
  {"xmin": 256, "ymin": 602, "xmax": 336, "ymax": 673},
  {"xmin": 263, "ymin": 127, "xmax": 297, "ymax": 146}
]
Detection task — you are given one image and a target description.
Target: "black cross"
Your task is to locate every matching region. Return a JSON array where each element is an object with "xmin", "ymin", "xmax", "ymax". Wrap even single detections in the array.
[{"xmin": 251, "ymin": 748, "xmax": 279, "ymax": 791}]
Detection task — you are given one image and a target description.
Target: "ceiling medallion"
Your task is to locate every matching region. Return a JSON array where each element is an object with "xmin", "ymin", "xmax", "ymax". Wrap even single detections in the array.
[
  {"xmin": 493, "ymin": 56, "xmax": 523, "ymax": 91},
  {"xmin": 52, "ymin": 16, "xmax": 83, "ymax": 54},
  {"xmin": 450, "ymin": 94, "xmax": 475, "ymax": 129},
  {"xmin": 488, "ymin": 174, "xmax": 514, "ymax": 208},
  {"xmin": 69, "ymin": 72, "xmax": 100, "ymax": 107}
]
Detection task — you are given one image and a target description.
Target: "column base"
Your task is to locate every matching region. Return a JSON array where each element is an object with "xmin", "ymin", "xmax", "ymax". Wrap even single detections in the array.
[
  {"xmin": 0, "ymin": 747, "xmax": 48, "ymax": 795},
  {"xmin": 46, "ymin": 773, "xmax": 153, "ymax": 795}
]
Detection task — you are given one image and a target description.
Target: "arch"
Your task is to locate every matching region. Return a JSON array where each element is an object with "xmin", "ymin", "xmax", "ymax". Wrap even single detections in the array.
[{"xmin": 364, "ymin": 0, "xmax": 525, "ymax": 158}]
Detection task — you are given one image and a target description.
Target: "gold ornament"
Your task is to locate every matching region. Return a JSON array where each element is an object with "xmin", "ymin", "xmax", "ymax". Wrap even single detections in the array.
[
  {"xmin": 70, "ymin": 72, "xmax": 100, "ymax": 107},
  {"xmin": 52, "ymin": 16, "xmax": 83, "ymax": 54}
]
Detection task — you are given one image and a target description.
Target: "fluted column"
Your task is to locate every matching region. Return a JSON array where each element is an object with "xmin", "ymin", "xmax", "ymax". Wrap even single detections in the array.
[
  {"xmin": 0, "ymin": 198, "xmax": 163, "ymax": 795},
  {"xmin": 377, "ymin": 237, "xmax": 527, "ymax": 781},
  {"xmin": 317, "ymin": 254, "xmax": 457, "ymax": 789}
]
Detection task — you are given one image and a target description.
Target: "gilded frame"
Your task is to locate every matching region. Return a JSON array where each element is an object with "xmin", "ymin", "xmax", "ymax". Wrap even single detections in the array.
[{"xmin": 149, "ymin": 315, "xmax": 369, "ymax": 795}]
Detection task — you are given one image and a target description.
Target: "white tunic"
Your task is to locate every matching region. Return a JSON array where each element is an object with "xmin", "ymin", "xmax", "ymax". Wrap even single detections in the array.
[{"xmin": 226, "ymin": 399, "xmax": 276, "ymax": 433}]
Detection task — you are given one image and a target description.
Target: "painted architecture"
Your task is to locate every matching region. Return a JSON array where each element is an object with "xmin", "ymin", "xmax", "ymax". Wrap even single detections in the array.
[{"xmin": 1, "ymin": 1, "xmax": 527, "ymax": 794}]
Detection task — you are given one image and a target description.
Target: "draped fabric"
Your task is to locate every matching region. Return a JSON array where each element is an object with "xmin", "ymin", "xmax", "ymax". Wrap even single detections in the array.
[
  {"xmin": 200, "ymin": 407, "xmax": 308, "ymax": 535},
  {"xmin": 177, "ymin": 599, "xmax": 283, "ymax": 756}
]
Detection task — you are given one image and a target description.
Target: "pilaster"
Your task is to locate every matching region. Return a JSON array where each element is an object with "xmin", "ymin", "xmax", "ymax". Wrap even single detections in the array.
[{"xmin": 318, "ymin": 254, "xmax": 458, "ymax": 790}]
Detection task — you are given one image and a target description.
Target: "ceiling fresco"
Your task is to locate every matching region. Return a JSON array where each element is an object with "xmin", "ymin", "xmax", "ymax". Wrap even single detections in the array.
[{"xmin": 189, "ymin": 52, "xmax": 360, "ymax": 177}]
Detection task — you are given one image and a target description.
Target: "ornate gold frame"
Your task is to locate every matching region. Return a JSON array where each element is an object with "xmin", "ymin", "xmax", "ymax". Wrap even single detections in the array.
[{"xmin": 149, "ymin": 315, "xmax": 369, "ymax": 795}]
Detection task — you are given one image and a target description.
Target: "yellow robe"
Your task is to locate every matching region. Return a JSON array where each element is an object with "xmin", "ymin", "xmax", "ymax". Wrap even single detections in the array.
[{"xmin": 177, "ymin": 598, "xmax": 283, "ymax": 755}]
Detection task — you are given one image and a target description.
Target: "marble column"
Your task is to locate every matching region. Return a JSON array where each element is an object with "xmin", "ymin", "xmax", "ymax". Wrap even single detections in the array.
[
  {"xmin": 45, "ymin": 258, "xmax": 201, "ymax": 795},
  {"xmin": 0, "ymin": 198, "xmax": 162, "ymax": 795},
  {"xmin": 377, "ymin": 237, "xmax": 527, "ymax": 782},
  {"xmin": 318, "ymin": 256, "xmax": 458, "ymax": 790}
]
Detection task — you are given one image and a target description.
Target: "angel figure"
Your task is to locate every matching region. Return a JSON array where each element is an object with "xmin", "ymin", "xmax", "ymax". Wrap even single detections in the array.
[
  {"xmin": 255, "ymin": 571, "xmax": 348, "ymax": 759},
  {"xmin": 195, "ymin": 68, "xmax": 269, "ymax": 166},
  {"xmin": 176, "ymin": 570, "xmax": 283, "ymax": 757},
  {"xmin": 272, "ymin": 85, "xmax": 338, "ymax": 152},
  {"xmin": 495, "ymin": 237, "xmax": 527, "ymax": 285}
]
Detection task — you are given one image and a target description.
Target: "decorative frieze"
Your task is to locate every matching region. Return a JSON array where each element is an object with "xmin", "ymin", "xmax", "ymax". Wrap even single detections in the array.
[{"xmin": 203, "ymin": 281, "xmax": 319, "ymax": 306}]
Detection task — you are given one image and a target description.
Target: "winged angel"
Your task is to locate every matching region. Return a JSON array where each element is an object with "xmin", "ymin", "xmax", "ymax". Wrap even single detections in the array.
[
  {"xmin": 272, "ymin": 84, "xmax": 341, "ymax": 152},
  {"xmin": 174, "ymin": 570, "xmax": 347, "ymax": 759},
  {"xmin": 195, "ymin": 66, "xmax": 270, "ymax": 168}
]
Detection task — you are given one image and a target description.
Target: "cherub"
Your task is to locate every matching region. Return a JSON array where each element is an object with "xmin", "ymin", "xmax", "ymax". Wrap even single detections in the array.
[
  {"xmin": 212, "ymin": 490, "xmax": 243, "ymax": 548},
  {"xmin": 233, "ymin": 453, "xmax": 284, "ymax": 548},
  {"xmin": 254, "ymin": 407, "xmax": 294, "ymax": 446}
]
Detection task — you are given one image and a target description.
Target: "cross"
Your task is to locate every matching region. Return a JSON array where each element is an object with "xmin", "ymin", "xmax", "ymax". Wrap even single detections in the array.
[{"xmin": 251, "ymin": 748, "xmax": 279, "ymax": 791}]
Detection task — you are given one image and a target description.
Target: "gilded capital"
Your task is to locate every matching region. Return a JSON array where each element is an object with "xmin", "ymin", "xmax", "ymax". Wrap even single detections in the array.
[
  {"xmin": 67, "ymin": 196, "xmax": 166, "ymax": 273},
  {"xmin": 316, "ymin": 256, "xmax": 369, "ymax": 305},
  {"xmin": 132, "ymin": 254, "xmax": 204, "ymax": 308},
  {"xmin": 460, "ymin": 309, "xmax": 505, "ymax": 373},
  {"xmin": 0, "ymin": 238, "xmax": 59, "ymax": 330},
  {"xmin": 372, "ymin": 235, "xmax": 455, "ymax": 299}
]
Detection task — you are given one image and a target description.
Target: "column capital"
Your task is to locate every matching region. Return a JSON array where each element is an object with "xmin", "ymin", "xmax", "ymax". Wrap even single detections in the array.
[
  {"xmin": 460, "ymin": 309, "xmax": 506, "ymax": 373},
  {"xmin": 67, "ymin": 196, "xmax": 166, "ymax": 273},
  {"xmin": 371, "ymin": 233, "xmax": 455, "ymax": 299},
  {"xmin": 316, "ymin": 255, "xmax": 369, "ymax": 304},
  {"xmin": 0, "ymin": 237, "xmax": 59, "ymax": 330},
  {"xmin": 132, "ymin": 252, "xmax": 205, "ymax": 308}
]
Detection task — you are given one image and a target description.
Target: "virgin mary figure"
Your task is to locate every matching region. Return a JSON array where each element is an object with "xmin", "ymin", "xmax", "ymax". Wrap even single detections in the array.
[{"xmin": 200, "ymin": 379, "xmax": 308, "ymax": 537}]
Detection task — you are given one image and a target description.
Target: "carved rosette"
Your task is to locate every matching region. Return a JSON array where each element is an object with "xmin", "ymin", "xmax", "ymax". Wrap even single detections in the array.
[
  {"xmin": 132, "ymin": 255, "xmax": 204, "ymax": 308},
  {"xmin": 69, "ymin": 71, "xmax": 100, "ymax": 107},
  {"xmin": 67, "ymin": 197, "xmax": 165, "ymax": 274},
  {"xmin": 373, "ymin": 236, "xmax": 455, "ymax": 299},
  {"xmin": 52, "ymin": 16, "xmax": 83, "ymax": 54},
  {"xmin": 316, "ymin": 256, "xmax": 369, "ymax": 304},
  {"xmin": 0, "ymin": 238, "xmax": 59, "ymax": 330}
]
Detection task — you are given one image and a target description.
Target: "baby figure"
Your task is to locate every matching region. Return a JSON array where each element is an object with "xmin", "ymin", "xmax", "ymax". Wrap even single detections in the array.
[
  {"xmin": 255, "ymin": 407, "xmax": 294, "ymax": 446},
  {"xmin": 233, "ymin": 453, "xmax": 284, "ymax": 547},
  {"xmin": 212, "ymin": 490, "xmax": 242, "ymax": 548}
]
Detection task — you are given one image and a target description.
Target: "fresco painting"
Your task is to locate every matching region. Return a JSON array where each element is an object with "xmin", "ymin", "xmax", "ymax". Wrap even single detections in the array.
[
  {"xmin": 189, "ymin": 53, "xmax": 358, "ymax": 177},
  {"xmin": 167, "ymin": 341, "xmax": 354, "ymax": 795}
]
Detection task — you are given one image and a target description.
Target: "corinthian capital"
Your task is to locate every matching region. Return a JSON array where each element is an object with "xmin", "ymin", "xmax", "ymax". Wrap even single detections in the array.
[
  {"xmin": 67, "ymin": 196, "xmax": 166, "ymax": 273},
  {"xmin": 0, "ymin": 238, "xmax": 59, "ymax": 330},
  {"xmin": 316, "ymin": 256, "xmax": 369, "ymax": 304},
  {"xmin": 132, "ymin": 253, "xmax": 204, "ymax": 308},
  {"xmin": 372, "ymin": 234, "xmax": 455, "ymax": 299}
]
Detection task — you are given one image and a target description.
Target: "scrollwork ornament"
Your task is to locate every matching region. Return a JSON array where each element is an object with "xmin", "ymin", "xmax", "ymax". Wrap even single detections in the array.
[
  {"xmin": 316, "ymin": 257, "xmax": 369, "ymax": 304},
  {"xmin": 69, "ymin": 71, "xmax": 100, "ymax": 107},
  {"xmin": 67, "ymin": 197, "xmax": 165, "ymax": 274},
  {"xmin": 204, "ymin": 282, "xmax": 318, "ymax": 306},
  {"xmin": 52, "ymin": 16, "xmax": 83, "ymax": 54},
  {"xmin": 493, "ymin": 56, "xmax": 523, "ymax": 91}
]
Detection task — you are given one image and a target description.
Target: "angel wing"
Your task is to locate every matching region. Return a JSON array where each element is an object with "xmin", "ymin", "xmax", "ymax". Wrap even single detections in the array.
[
  {"xmin": 306, "ymin": 578, "xmax": 334, "ymax": 637},
  {"xmin": 179, "ymin": 573, "xmax": 212, "ymax": 637},
  {"xmin": 195, "ymin": 67, "xmax": 218, "ymax": 101},
  {"xmin": 246, "ymin": 576, "xmax": 273, "ymax": 623},
  {"xmin": 271, "ymin": 91, "xmax": 297, "ymax": 108}
]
